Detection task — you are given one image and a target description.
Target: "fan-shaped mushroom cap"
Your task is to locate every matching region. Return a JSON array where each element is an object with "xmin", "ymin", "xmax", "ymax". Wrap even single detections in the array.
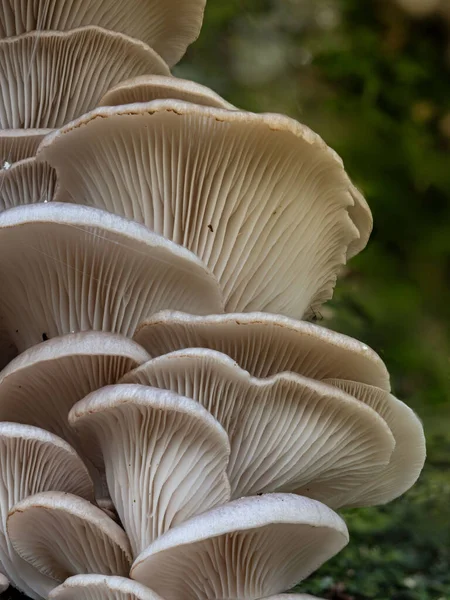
[
  {"xmin": 0, "ymin": 159, "xmax": 56, "ymax": 211},
  {"xmin": 326, "ymin": 379, "xmax": 426, "ymax": 506},
  {"xmin": 0, "ymin": 332, "xmax": 149, "ymax": 490},
  {"xmin": 122, "ymin": 349, "xmax": 395, "ymax": 504},
  {"xmin": 69, "ymin": 385, "xmax": 231, "ymax": 556},
  {"xmin": 100, "ymin": 75, "xmax": 235, "ymax": 109},
  {"xmin": 131, "ymin": 493, "xmax": 349, "ymax": 600},
  {"xmin": 0, "ymin": 423, "xmax": 94, "ymax": 598},
  {"xmin": 134, "ymin": 311, "xmax": 390, "ymax": 389},
  {"xmin": 7, "ymin": 492, "xmax": 132, "ymax": 584},
  {"xmin": 50, "ymin": 575, "xmax": 164, "ymax": 600},
  {"xmin": 0, "ymin": 27, "xmax": 169, "ymax": 129},
  {"xmin": 0, "ymin": 0, "xmax": 206, "ymax": 66},
  {"xmin": 0, "ymin": 130, "xmax": 51, "ymax": 164},
  {"xmin": 38, "ymin": 100, "xmax": 366, "ymax": 319},
  {"xmin": 0, "ymin": 203, "xmax": 222, "ymax": 353}
]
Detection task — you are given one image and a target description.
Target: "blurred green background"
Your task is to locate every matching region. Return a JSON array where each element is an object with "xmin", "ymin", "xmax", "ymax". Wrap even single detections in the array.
[{"xmin": 178, "ymin": 1, "xmax": 450, "ymax": 598}]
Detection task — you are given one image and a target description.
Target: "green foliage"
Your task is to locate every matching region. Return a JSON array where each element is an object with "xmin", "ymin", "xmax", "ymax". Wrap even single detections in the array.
[{"xmin": 298, "ymin": 467, "xmax": 450, "ymax": 599}]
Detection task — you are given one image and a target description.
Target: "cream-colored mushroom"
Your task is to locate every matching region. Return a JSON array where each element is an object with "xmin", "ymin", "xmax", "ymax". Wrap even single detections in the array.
[
  {"xmin": 0, "ymin": 331, "xmax": 149, "ymax": 494},
  {"xmin": 133, "ymin": 311, "xmax": 390, "ymax": 388},
  {"xmin": 100, "ymin": 75, "xmax": 235, "ymax": 109},
  {"xmin": 0, "ymin": 27, "xmax": 169, "ymax": 129},
  {"xmin": 0, "ymin": 203, "xmax": 223, "ymax": 353},
  {"xmin": 0, "ymin": 423, "xmax": 94, "ymax": 599},
  {"xmin": 49, "ymin": 575, "xmax": 164, "ymax": 600},
  {"xmin": 37, "ymin": 99, "xmax": 367, "ymax": 319},
  {"xmin": 325, "ymin": 379, "xmax": 426, "ymax": 505},
  {"xmin": 69, "ymin": 385, "xmax": 230, "ymax": 556},
  {"xmin": 0, "ymin": 159, "xmax": 56, "ymax": 211},
  {"xmin": 131, "ymin": 493, "xmax": 349, "ymax": 600},
  {"xmin": 7, "ymin": 492, "xmax": 132, "ymax": 585},
  {"xmin": 0, "ymin": 0, "xmax": 206, "ymax": 66},
  {"xmin": 121, "ymin": 348, "xmax": 395, "ymax": 505}
]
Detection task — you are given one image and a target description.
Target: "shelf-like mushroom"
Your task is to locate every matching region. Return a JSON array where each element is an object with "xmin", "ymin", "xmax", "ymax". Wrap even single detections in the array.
[
  {"xmin": 0, "ymin": 423, "xmax": 94, "ymax": 598},
  {"xmin": 100, "ymin": 75, "xmax": 235, "ymax": 109},
  {"xmin": 49, "ymin": 575, "xmax": 164, "ymax": 600},
  {"xmin": 131, "ymin": 493, "xmax": 348, "ymax": 600},
  {"xmin": 0, "ymin": 159, "xmax": 56, "ymax": 211},
  {"xmin": 0, "ymin": 27, "xmax": 169, "ymax": 129},
  {"xmin": 0, "ymin": 0, "xmax": 206, "ymax": 66},
  {"xmin": 0, "ymin": 203, "xmax": 223, "ymax": 353},
  {"xmin": 37, "ymin": 99, "xmax": 367, "ymax": 319},
  {"xmin": 325, "ymin": 379, "xmax": 426, "ymax": 505},
  {"xmin": 69, "ymin": 385, "xmax": 230, "ymax": 556},
  {"xmin": 134, "ymin": 311, "xmax": 390, "ymax": 388},
  {"xmin": 7, "ymin": 492, "xmax": 132, "ymax": 585},
  {"xmin": 0, "ymin": 331, "xmax": 149, "ymax": 493},
  {"xmin": 121, "ymin": 348, "xmax": 394, "ymax": 504}
]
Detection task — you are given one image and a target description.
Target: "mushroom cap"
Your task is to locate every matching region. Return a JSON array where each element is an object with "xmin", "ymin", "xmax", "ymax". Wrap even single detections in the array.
[
  {"xmin": 0, "ymin": 203, "xmax": 223, "ymax": 352},
  {"xmin": 37, "ymin": 100, "xmax": 366, "ymax": 319},
  {"xmin": 50, "ymin": 575, "xmax": 164, "ymax": 600},
  {"xmin": 0, "ymin": 158, "xmax": 56, "ymax": 212},
  {"xmin": 0, "ymin": 27, "xmax": 169, "ymax": 129},
  {"xmin": 131, "ymin": 493, "xmax": 349, "ymax": 600},
  {"xmin": 0, "ymin": 423, "xmax": 94, "ymax": 598},
  {"xmin": 7, "ymin": 492, "xmax": 132, "ymax": 583},
  {"xmin": 122, "ymin": 348, "xmax": 395, "ymax": 505},
  {"xmin": 0, "ymin": 130, "xmax": 52, "ymax": 164},
  {"xmin": 69, "ymin": 385, "xmax": 231, "ymax": 556},
  {"xmin": 133, "ymin": 311, "xmax": 390, "ymax": 389},
  {"xmin": 0, "ymin": 331, "xmax": 149, "ymax": 489},
  {"xmin": 0, "ymin": 0, "xmax": 206, "ymax": 66},
  {"xmin": 326, "ymin": 379, "xmax": 426, "ymax": 506},
  {"xmin": 99, "ymin": 75, "xmax": 235, "ymax": 109}
]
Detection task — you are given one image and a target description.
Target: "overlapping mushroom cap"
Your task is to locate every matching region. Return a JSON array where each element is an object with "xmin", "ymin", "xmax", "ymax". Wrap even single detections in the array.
[
  {"xmin": 0, "ymin": 0, "xmax": 206, "ymax": 66},
  {"xmin": 0, "ymin": 0, "xmax": 426, "ymax": 598},
  {"xmin": 37, "ymin": 96, "xmax": 366, "ymax": 319}
]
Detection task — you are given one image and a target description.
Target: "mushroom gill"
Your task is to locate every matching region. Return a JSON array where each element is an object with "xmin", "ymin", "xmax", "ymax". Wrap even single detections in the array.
[{"xmin": 0, "ymin": 1, "xmax": 425, "ymax": 599}]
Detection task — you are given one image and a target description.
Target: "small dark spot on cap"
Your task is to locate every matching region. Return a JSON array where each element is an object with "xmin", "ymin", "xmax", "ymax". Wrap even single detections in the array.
[{"xmin": 42, "ymin": 333, "xmax": 48, "ymax": 341}]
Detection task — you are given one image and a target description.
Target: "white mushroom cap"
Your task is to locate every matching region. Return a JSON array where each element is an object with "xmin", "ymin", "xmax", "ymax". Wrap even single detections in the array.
[
  {"xmin": 0, "ymin": 331, "xmax": 149, "ymax": 491},
  {"xmin": 7, "ymin": 492, "xmax": 132, "ymax": 584},
  {"xmin": 0, "ymin": 423, "xmax": 94, "ymax": 598},
  {"xmin": 0, "ymin": 158, "xmax": 56, "ymax": 211},
  {"xmin": 99, "ymin": 75, "xmax": 235, "ymax": 109},
  {"xmin": 0, "ymin": 130, "xmax": 52, "ymax": 164},
  {"xmin": 0, "ymin": 203, "xmax": 223, "ymax": 353},
  {"xmin": 122, "ymin": 348, "xmax": 395, "ymax": 504},
  {"xmin": 0, "ymin": 27, "xmax": 169, "ymax": 129},
  {"xmin": 0, "ymin": 573, "xmax": 9, "ymax": 593},
  {"xmin": 133, "ymin": 311, "xmax": 390, "ymax": 389},
  {"xmin": 326, "ymin": 379, "xmax": 426, "ymax": 506},
  {"xmin": 50, "ymin": 575, "xmax": 164, "ymax": 600},
  {"xmin": 131, "ymin": 493, "xmax": 349, "ymax": 600},
  {"xmin": 37, "ymin": 100, "xmax": 366, "ymax": 319},
  {"xmin": 0, "ymin": 0, "xmax": 206, "ymax": 66},
  {"xmin": 69, "ymin": 385, "xmax": 231, "ymax": 556}
]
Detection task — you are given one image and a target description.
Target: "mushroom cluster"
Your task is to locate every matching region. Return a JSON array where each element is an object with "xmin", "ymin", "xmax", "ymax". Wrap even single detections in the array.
[{"xmin": 0, "ymin": 2, "xmax": 426, "ymax": 600}]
